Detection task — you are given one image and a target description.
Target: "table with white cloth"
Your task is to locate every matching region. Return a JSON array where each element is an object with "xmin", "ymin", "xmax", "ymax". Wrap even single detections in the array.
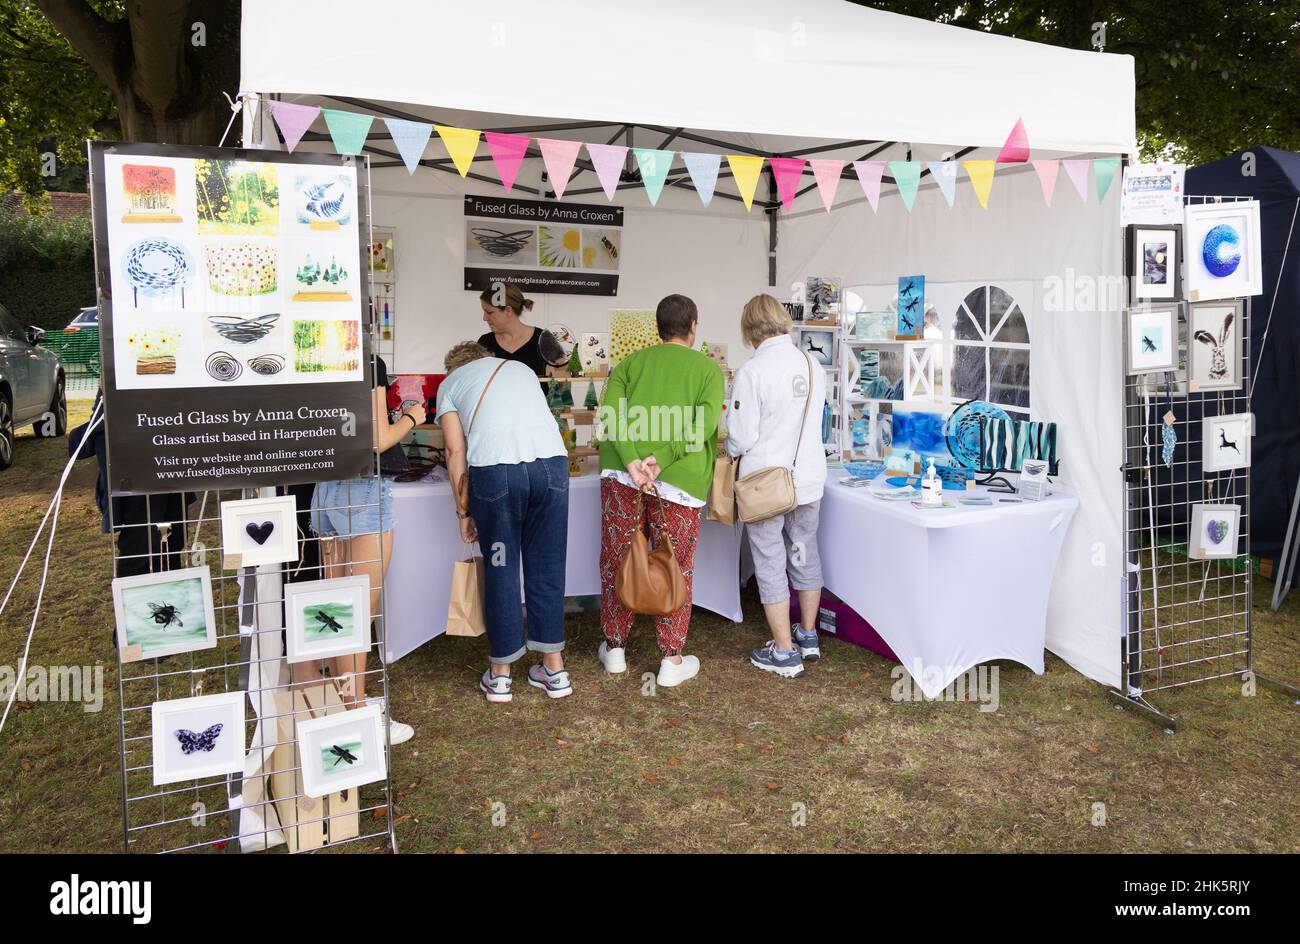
[
  {"xmin": 817, "ymin": 470, "xmax": 1079, "ymax": 698},
  {"xmin": 384, "ymin": 472, "xmax": 744, "ymax": 661}
]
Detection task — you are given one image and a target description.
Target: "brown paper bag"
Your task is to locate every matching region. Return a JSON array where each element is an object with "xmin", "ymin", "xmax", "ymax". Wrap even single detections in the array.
[
  {"xmin": 445, "ymin": 555, "xmax": 486, "ymax": 637},
  {"xmin": 707, "ymin": 454, "xmax": 737, "ymax": 525}
]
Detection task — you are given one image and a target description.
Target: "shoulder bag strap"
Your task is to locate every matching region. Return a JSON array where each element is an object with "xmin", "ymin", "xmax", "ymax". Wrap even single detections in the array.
[
  {"xmin": 466, "ymin": 360, "xmax": 507, "ymax": 435},
  {"xmin": 791, "ymin": 351, "xmax": 815, "ymax": 469}
]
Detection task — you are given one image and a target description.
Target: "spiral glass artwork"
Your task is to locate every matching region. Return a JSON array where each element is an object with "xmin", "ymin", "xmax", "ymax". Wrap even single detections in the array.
[{"xmin": 205, "ymin": 351, "xmax": 243, "ymax": 382}]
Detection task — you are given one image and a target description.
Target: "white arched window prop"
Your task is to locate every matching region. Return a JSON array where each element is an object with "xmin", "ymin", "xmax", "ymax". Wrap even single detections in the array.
[{"xmin": 949, "ymin": 285, "xmax": 1031, "ymax": 415}]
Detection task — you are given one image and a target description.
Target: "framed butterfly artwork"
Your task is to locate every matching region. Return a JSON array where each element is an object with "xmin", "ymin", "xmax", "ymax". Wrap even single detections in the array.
[
  {"xmin": 296, "ymin": 703, "xmax": 387, "ymax": 799},
  {"xmin": 219, "ymin": 494, "xmax": 299, "ymax": 569},
  {"xmin": 150, "ymin": 691, "xmax": 246, "ymax": 786}
]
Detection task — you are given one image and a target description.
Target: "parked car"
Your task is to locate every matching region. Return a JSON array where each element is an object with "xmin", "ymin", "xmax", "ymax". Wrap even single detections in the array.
[
  {"xmin": 0, "ymin": 302, "xmax": 66, "ymax": 470},
  {"xmin": 62, "ymin": 306, "xmax": 101, "ymax": 375}
]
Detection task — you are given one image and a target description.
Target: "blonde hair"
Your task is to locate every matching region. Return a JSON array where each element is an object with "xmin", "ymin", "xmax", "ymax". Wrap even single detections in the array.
[
  {"xmin": 444, "ymin": 341, "xmax": 491, "ymax": 373},
  {"xmin": 740, "ymin": 293, "xmax": 793, "ymax": 347}
]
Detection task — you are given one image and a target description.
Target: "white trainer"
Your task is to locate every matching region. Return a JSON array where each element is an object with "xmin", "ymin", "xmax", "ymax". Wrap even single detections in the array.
[
  {"xmin": 656, "ymin": 654, "xmax": 700, "ymax": 688},
  {"xmin": 598, "ymin": 641, "xmax": 627, "ymax": 674},
  {"xmin": 366, "ymin": 696, "xmax": 414, "ymax": 745}
]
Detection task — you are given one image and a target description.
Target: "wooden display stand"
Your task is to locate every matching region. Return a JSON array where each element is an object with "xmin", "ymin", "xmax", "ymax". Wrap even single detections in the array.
[{"xmin": 268, "ymin": 681, "xmax": 360, "ymax": 852}]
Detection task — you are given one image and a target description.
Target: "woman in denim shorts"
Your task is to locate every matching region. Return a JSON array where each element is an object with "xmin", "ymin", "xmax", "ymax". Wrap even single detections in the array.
[{"xmin": 302, "ymin": 357, "xmax": 425, "ymax": 743}]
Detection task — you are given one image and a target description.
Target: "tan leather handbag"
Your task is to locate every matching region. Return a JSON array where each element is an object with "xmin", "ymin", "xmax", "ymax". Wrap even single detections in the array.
[
  {"xmin": 453, "ymin": 360, "xmax": 507, "ymax": 513},
  {"xmin": 734, "ymin": 352, "xmax": 814, "ymax": 524},
  {"xmin": 615, "ymin": 488, "xmax": 689, "ymax": 616}
]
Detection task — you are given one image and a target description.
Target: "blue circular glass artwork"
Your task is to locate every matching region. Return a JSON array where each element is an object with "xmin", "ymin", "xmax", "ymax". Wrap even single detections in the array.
[
  {"xmin": 1201, "ymin": 223, "xmax": 1241, "ymax": 278},
  {"xmin": 944, "ymin": 399, "xmax": 1010, "ymax": 470},
  {"xmin": 123, "ymin": 237, "xmax": 192, "ymax": 294}
]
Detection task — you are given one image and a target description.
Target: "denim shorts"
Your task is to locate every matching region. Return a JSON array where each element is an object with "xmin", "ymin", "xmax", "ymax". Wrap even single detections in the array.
[{"xmin": 310, "ymin": 477, "xmax": 395, "ymax": 537}]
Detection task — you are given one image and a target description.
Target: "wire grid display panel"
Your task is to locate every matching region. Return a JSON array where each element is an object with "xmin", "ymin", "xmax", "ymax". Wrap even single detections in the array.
[
  {"xmin": 112, "ymin": 469, "xmax": 396, "ymax": 854},
  {"xmin": 1122, "ymin": 231, "xmax": 1253, "ymax": 695}
]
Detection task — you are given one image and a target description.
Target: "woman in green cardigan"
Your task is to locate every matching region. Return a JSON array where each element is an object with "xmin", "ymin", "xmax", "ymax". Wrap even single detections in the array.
[{"xmin": 595, "ymin": 294, "xmax": 724, "ymax": 688}]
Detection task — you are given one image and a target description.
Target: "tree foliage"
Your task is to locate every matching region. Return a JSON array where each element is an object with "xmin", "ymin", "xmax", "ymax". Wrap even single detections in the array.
[{"xmin": 857, "ymin": 0, "xmax": 1300, "ymax": 164}]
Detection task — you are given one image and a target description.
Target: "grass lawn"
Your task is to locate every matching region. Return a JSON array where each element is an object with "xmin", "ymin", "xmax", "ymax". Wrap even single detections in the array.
[{"xmin": 1, "ymin": 400, "xmax": 1297, "ymax": 853}]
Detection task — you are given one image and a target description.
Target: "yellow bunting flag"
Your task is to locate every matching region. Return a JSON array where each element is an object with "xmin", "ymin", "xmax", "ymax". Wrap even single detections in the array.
[
  {"xmin": 726, "ymin": 154, "xmax": 765, "ymax": 211},
  {"xmin": 963, "ymin": 160, "xmax": 996, "ymax": 209},
  {"xmin": 435, "ymin": 125, "xmax": 481, "ymax": 177}
]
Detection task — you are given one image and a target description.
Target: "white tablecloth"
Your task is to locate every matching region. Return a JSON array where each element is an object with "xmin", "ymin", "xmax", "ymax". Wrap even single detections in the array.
[
  {"xmin": 385, "ymin": 473, "xmax": 744, "ymax": 661},
  {"xmin": 818, "ymin": 471, "xmax": 1079, "ymax": 697}
]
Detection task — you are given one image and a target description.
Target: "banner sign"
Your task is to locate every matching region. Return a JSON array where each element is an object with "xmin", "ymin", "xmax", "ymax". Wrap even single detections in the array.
[
  {"xmin": 463, "ymin": 194, "xmax": 621, "ymax": 296},
  {"xmin": 88, "ymin": 142, "xmax": 376, "ymax": 494},
  {"xmin": 1120, "ymin": 162, "xmax": 1186, "ymax": 225}
]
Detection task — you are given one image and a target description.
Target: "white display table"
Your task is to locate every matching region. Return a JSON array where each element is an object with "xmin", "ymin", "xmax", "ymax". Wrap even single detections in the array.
[
  {"xmin": 384, "ymin": 472, "xmax": 744, "ymax": 661},
  {"xmin": 818, "ymin": 471, "xmax": 1079, "ymax": 697}
]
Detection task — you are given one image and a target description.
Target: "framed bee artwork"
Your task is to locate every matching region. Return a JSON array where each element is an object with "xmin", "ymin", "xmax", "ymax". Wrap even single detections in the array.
[
  {"xmin": 284, "ymin": 575, "xmax": 372, "ymax": 664},
  {"xmin": 296, "ymin": 702, "xmax": 387, "ymax": 799},
  {"xmin": 112, "ymin": 566, "xmax": 218, "ymax": 663},
  {"xmin": 151, "ymin": 691, "xmax": 246, "ymax": 786},
  {"xmin": 1188, "ymin": 299, "xmax": 1243, "ymax": 392}
]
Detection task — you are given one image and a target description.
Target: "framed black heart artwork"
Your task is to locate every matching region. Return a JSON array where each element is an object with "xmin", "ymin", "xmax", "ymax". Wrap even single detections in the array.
[{"xmin": 219, "ymin": 495, "xmax": 299, "ymax": 569}]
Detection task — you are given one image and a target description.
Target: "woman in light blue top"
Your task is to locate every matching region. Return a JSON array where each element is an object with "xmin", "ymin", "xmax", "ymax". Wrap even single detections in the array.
[{"xmin": 436, "ymin": 341, "xmax": 571, "ymax": 704}]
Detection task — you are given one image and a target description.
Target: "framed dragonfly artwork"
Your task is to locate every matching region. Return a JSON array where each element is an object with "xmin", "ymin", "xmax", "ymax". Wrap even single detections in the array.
[{"xmin": 284, "ymin": 575, "xmax": 372, "ymax": 664}]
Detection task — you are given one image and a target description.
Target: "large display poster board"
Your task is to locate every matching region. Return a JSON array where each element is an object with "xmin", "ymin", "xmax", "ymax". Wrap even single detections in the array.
[
  {"xmin": 463, "ymin": 194, "xmax": 621, "ymax": 296},
  {"xmin": 89, "ymin": 143, "xmax": 375, "ymax": 494}
]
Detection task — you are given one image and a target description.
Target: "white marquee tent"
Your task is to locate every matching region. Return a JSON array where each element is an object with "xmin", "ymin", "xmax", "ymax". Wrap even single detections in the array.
[{"xmin": 239, "ymin": 0, "xmax": 1137, "ymax": 690}]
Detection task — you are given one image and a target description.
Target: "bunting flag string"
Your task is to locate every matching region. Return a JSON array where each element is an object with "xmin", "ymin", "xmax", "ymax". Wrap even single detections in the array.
[
  {"xmin": 586, "ymin": 142, "xmax": 628, "ymax": 200},
  {"xmin": 1062, "ymin": 159, "xmax": 1091, "ymax": 202},
  {"xmin": 928, "ymin": 161, "xmax": 958, "ymax": 207},
  {"xmin": 267, "ymin": 100, "xmax": 319, "ymax": 153},
  {"xmin": 889, "ymin": 161, "xmax": 921, "ymax": 212},
  {"xmin": 435, "ymin": 125, "xmax": 480, "ymax": 177},
  {"xmin": 484, "ymin": 132, "xmax": 530, "ymax": 192},
  {"xmin": 768, "ymin": 157, "xmax": 807, "ymax": 211},
  {"xmin": 537, "ymin": 138, "xmax": 583, "ymax": 198},
  {"xmin": 384, "ymin": 117, "xmax": 433, "ymax": 175},
  {"xmin": 963, "ymin": 160, "xmax": 996, "ymax": 209},
  {"xmin": 681, "ymin": 152, "xmax": 722, "ymax": 207},
  {"xmin": 808, "ymin": 159, "xmax": 844, "ymax": 211},
  {"xmin": 271, "ymin": 103, "xmax": 1121, "ymax": 213},
  {"xmin": 727, "ymin": 154, "xmax": 765, "ymax": 210},
  {"xmin": 633, "ymin": 148, "xmax": 674, "ymax": 206},
  {"xmin": 1094, "ymin": 158, "xmax": 1120, "ymax": 203},
  {"xmin": 1032, "ymin": 159, "xmax": 1060, "ymax": 206},
  {"xmin": 852, "ymin": 160, "xmax": 885, "ymax": 211},
  {"xmin": 320, "ymin": 108, "xmax": 373, "ymax": 156}
]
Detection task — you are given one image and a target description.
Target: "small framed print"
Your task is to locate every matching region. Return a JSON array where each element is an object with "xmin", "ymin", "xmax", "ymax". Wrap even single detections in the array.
[
  {"xmin": 1126, "ymin": 305, "xmax": 1179, "ymax": 375},
  {"xmin": 296, "ymin": 703, "xmax": 387, "ymax": 799},
  {"xmin": 1202, "ymin": 412, "xmax": 1252, "ymax": 472},
  {"xmin": 219, "ymin": 495, "xmax": 299, "ymax": 569},
  {"xmin": 151, "ymin": 691, "xmax": 246, "ymax": 786},
  {"xmin": 112, "ymin": 566, "xmax": 217, "ymax": 663},
  {"xmin": 797, "ymin": 327, "xmax": 836, "ymax": 367},
  {"xmin": 1185, "ymin": 200, "xmax": 1263, "ymax": 301},
  {"xmin": 1188, "ymin": 299, "xmax": 1243, "ymax": 392},
  {"xmin": 285, "ymin": 576, "xmax": 372, "ymax": 664},
  {"xmin": 1189, "ymin": 503, "xmax": 1241, "ymax": 559},
  {"xmin": 1127, "ymin": 224, "xmax": 1181, "ymax": 304}
]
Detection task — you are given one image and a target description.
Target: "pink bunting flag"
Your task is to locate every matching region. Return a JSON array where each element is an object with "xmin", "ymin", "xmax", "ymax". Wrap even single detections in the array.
[
  {"xmin": 484, "ymin": 132, "xmax": 530, "ymax": 192},
  {"xmin": 1032, "ymin": 160, "xmax": 1060, "ymax": 206},
  {"xmin": 585, "ymin": 142, "xmax": 628, "ymax": 201},
  {"xmin": 537, "ymin": 138, "xmax": 583, "ymax": 199},
  {"xmin": 267, "ymin": 100, "xmax": 319, "ymax": 154},
  {"xmin": 852, "ymin": 161, "xmax": 886, "ymax": 211},
  {"xmin": 768, "ymin": 157, "xmax": 807, "ymax": 211},
  {"xmin": 1063, "ymin": 159, "xmax": 1091, "ymax": 202},
  {"xmin": 997, "ymin": 118, "xmax": 1030, "ymax": 163},
  {"xmin": 808, "ymin": 159, "xmax": 844, "ymax": 211}
]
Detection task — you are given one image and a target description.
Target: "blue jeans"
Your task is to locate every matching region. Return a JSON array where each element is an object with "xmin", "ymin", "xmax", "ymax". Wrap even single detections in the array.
[{"xmin": 468, "ymin": 455, "xmax": 569, "ymax": 664}]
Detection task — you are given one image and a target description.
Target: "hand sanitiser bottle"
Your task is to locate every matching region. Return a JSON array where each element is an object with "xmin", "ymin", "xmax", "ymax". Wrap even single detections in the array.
[{"xmin": 922, "ymin": 458, "xmax": 943, "ymax": 506}]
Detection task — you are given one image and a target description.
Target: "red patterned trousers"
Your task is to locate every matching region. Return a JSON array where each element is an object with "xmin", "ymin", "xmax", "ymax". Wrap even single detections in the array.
[{"xmin": 599, "ymin": 477, "xmax": 701, "ymax": 658}]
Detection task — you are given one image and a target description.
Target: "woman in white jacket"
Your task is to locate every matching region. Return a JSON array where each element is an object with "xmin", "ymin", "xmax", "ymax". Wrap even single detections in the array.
[{"xmin": 725, "ymin": 294, "xmax": 828, "ymax": 678}]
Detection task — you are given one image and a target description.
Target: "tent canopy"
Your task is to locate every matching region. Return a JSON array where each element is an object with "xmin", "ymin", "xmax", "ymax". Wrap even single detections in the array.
[{"xmin": 240, "ymin": 0, "xmax": 1136, "ymax": 156}]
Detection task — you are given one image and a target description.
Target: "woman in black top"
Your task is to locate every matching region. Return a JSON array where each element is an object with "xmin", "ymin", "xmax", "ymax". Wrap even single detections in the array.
[{"xmin": 477, "ymin": 284, "xmax": 552, "ymax": 376}]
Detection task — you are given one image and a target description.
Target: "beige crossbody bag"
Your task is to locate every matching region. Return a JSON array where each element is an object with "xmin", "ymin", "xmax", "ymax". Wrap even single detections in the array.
[{"xmin": 734, "ymin": 352, "xmax": 814, "ymax": 524}]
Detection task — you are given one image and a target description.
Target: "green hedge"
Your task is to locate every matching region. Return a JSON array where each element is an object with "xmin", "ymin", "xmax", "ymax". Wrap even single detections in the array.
[{"xmin": 0, "ymin": 205, "xmax": 96, "ymax": 332}]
